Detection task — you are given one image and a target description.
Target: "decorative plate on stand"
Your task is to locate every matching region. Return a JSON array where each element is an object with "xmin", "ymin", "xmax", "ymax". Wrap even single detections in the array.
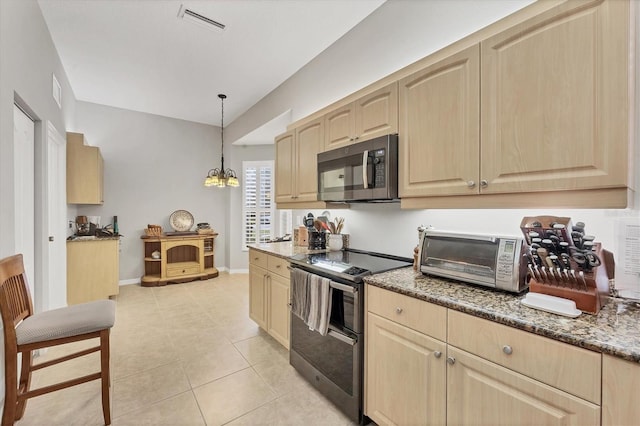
[{"xmin": 169, "ymin": 210, "xmax": 194, "ymax": 232}]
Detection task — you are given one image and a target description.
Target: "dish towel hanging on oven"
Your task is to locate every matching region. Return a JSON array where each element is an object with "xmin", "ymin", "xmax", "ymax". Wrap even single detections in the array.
[
  {"xmin": 291, "ymin": 269, "xmax": 310, "ymax": 322},
  {"xmin": 290, "ymin": 269, "xmax": 333, "ymax": 336},
  {"xmin": 307, "ymin": 274, "xmax": 333, "ymax": 336}
]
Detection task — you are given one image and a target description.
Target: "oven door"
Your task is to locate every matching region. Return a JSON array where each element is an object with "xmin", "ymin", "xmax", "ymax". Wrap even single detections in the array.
[
  {"xmin": 318, "ymin": 144, "xmax": 373, "ymax": 202},
  {"xmin": 291, "ymin": 315, "xmax": 358, "ymax": 396},
  {"xmin": 290, "ymin": 313, "xmax": 362, "ymax": 422}
]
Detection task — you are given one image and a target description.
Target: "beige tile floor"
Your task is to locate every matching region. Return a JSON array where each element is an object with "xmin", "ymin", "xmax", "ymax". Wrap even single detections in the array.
[{"xmin": 15, "ymin": 272, "xmax": 355, "ymax": 426}]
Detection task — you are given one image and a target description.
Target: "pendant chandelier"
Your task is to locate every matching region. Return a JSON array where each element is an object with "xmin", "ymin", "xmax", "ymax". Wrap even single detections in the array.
[{"xmin": 204, "ymin": 94, "xmax": 239, "ymax": 188}]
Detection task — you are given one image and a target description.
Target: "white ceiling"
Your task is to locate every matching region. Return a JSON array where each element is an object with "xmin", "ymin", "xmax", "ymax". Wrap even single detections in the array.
[{"xmin": 38, "ymin": 0, "xmax": 385, "ymax": 141}]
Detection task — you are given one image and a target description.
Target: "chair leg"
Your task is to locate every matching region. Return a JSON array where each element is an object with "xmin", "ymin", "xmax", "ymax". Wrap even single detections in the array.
[
  {"xmin": 15, "ymin": 349, "xmax": 33, "ymax": 420},
  {"xmin": 99, "ymin": 330, "xmax": 111, "ymax": 425},
  {"xmin": 3, "ymin": 350, "xmax": 18, "ymax": 426}
]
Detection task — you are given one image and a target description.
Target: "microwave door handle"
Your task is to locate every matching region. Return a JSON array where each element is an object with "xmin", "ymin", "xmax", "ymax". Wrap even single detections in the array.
[{"xmin": 362, "ymin": 151, "xmax": 369, "ymax": 189}]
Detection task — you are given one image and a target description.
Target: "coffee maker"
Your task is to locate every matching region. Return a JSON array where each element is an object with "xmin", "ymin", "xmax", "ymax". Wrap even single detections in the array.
[{"xmin": 75, "ymin": 216, "xmax": 91, "ymax": 236}]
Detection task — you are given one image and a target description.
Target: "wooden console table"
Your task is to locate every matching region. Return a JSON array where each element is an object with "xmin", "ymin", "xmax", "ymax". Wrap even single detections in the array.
[{"xmin": 141, "ymin": 233, "xmax": 218, "ymax": 286}]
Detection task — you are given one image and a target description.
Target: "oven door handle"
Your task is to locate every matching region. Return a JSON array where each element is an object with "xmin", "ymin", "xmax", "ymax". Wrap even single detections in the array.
[
  {"xmin": 329, "ymin": 281, "xmax": 357, "ymax": 294},
  {"xmin": 328, "ymin": 329, "xmax": 357, "ymax": 346}
]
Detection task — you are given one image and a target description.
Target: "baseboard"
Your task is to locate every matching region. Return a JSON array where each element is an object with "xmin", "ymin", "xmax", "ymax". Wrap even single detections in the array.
[
  {"xmin": 118, "ymin": 268, "xmax": 248, "ymax": 285},
  {"xmin": 119, "ymin": 278, "xmax": 141, "ymax": 286}
]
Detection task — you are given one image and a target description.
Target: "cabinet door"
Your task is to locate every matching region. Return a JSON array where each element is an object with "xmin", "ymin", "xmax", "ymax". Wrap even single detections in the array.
[
  {"xmin": 481, "ymin": 0, "xmax": 630, "ymax": 195},
  {"xmin": 267, "ymin": 273, "xmax": 290, "ymax": 349},
  {"xmin": 295, "ymin": 118, "xmax": 324, "ymax": 202},
  {"xmin": 447, "ymin": 346, "xmax": 600, "ymax": 426},
  {"xmin": 366, "ymin": 312, "xmax": 446, "ymax": 426},
  {"xmin": 249, "ymin": 265, "xmax": 267, "ymax": 329},
  {"xmin": 275, "ymin": 130, "xmax": 295, "ymax": 202},
  {"xmin": 602, "ymin": 354, "xmax": 640, "ymax": 426},
  {"xmin": 399, "ymin": 44, "xmax": 480, "ymax": 197},
  {"xmin": 66, "ymin": 132, "xmax": 104, "ymax": 204},
  {"xmin": 355, "ymin": 82, "xmax": 398, "ymax": 143},
  {"xmin": 67, "ymin": 239, "xmax": 119, "ymax": 305},
  {"xmin": 324, "ymin": 103, "xmax": 355, "ymax": 151}
]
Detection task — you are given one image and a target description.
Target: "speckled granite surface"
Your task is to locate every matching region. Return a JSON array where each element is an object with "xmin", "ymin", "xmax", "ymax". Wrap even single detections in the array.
[
  {"xmin": 365, "ymin": 267, "xmax": 640, "ymax": 363},
  {"xmin": 67, "ymin": 236, "xmax": 120, "ymax": 242},
  {"xmin": 248, "ymin": 242, "xmax": 328, "ymax": 259}
]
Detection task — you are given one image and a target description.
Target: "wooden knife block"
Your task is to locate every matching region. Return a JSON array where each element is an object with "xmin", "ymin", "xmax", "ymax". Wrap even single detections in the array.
[{"xmin": 528, "ymin": 244, "xmax": 613, "ymax": 314}]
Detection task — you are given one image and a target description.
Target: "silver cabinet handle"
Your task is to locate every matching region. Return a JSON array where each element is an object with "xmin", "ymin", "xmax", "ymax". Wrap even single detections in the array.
[
  {"xmin": 447, "ymin": 356, "xmax": 456, "ymax": 365},
  {"xmin": 395, "ymin": 307, "xmax": 403, "ymax": 314},
  {"xmin": 480, "ymin": 179, "xmax": 488, "ymax": 188},
  {"xmin": 434, "ymin": 351, "xmax": 442, "ymax": 359},
  {"xmin": 467, "ymin": 181, "xmax": 476, "ymax": 188},
  {"xmin": 503, "ymin": 345, "xmax": 513, "ymax": 355}
]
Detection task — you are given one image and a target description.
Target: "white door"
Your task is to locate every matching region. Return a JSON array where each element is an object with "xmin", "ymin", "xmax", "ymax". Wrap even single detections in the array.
[
  {"xmin": 13, "ymin": 104, "xmax": 35, "ymax": 298},
  {"xmin": 43, "ymin": 122, "xmax": 67, "ymax": 311}
]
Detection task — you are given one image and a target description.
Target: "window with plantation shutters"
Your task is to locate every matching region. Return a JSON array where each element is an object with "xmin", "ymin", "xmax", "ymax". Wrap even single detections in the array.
[{"xmin": 243, "ymin": 161, "xmax": 274, "ymax": 247}]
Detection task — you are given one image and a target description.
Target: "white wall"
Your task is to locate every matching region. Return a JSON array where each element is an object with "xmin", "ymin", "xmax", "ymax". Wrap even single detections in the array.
[
  {"xmin": 297, "ymin": 206, "xmax": 637, "ymax": 261},
  {"xmin": 74, "ymin": 101, "xmax": 232, "ymax": 281},
  {"xmin": 0, "ymin": 0, "xmax": 78, "ymax": 414}
]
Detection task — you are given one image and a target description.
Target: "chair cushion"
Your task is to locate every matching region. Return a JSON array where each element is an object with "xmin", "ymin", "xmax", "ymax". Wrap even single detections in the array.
[{"xmin": 16, "ymin": 300, "xmax": 116, "ymax": 345}]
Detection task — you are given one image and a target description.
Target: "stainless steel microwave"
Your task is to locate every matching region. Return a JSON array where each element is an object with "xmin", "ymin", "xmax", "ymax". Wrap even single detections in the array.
[
  {"xmin": 317, "ymin": 134, "xmax": 398, "ymax": 202},
  {"xmin": 418, "ymin": 230, "xmax": 528, "ymax": 293}
]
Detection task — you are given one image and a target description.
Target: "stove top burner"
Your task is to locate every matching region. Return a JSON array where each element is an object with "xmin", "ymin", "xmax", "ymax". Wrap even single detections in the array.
[{"xmin": 289, "ymin": 249, "xmax": 412, "ymax": 283}]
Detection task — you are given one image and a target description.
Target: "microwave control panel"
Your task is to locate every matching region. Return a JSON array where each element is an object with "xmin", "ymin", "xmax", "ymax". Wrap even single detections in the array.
[
  {"xmin": 495, "ymin": 238, "xmax": 519, "ymax": 287},
  {"xmin": 373, "ymin": 148, "xmax": 386, "ymax": 187}
]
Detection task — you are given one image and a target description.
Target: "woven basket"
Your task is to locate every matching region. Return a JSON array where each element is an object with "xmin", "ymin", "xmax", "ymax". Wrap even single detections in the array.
[{"xmin": 144, "ymin": 225, "xmax": 163, "ymax": 237}]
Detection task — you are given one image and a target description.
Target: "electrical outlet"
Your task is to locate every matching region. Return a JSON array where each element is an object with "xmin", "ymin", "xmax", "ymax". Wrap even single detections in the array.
[{"xmin": 68, "ymin": 221, "xmax": 74, "ymax": 229}]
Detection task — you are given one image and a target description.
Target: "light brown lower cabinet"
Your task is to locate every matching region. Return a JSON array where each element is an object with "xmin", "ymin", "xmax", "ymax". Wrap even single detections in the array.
[
  {"xmin": 602, "ymin": 354, "xmax": 640, "ymax": 426},
  {"xmin": 67, "ymin": 239, "xmax": 119, "ymax": 305},
  {"xmin": 248, "ymin": 249, "xmax": 290, "ymax": 349},
  {"xmin": 365, "ymin": 286, "xmax": 603, "ymax": 426},
  {"xmin": 366, "ymin": 312, "xmax": 446, "ymax": 426},
  {"xmin": 446, "ymin": 346, "xmax": 599, "ymax": 425}
]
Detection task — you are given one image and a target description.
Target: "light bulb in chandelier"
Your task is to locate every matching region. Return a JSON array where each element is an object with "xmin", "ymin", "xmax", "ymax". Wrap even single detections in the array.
[{"xmin": 203, "ymin": 94, "xmax": 239, "ymax": 188}]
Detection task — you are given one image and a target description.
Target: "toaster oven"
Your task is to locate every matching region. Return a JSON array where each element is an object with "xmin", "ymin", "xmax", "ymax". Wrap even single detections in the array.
[{"xmin": 418, "ymin": 230, "xmax": 528, "ymax": 293}]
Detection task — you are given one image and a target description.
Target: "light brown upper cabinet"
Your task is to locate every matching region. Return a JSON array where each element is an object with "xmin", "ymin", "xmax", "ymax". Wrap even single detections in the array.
[
  {"xmin": 400, "ymin": 0, "xmax": 632, "ymax": 208},
  {"xmin": 480, "ymin": 0, "xmax": 630, "ymax": 196},
  {"xmin": 66, "ymin": 132, "xmax": 104, "ymax": 205},
  {"xmin": 275, "ymin": 118, "xmax": 324, "ymax": 205},
  {"xmin": 399, "ymin": 45, "xmax": 480, "ymax": 198},
  {"xmin": 325, "ymin": 83, "xmax": 398, "ymax": 151}
]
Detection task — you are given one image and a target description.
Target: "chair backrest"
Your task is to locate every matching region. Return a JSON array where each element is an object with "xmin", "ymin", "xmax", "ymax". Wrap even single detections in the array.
[{"xmin": 0, "ymin": 254, "xmax": 34, "ymax": 346}]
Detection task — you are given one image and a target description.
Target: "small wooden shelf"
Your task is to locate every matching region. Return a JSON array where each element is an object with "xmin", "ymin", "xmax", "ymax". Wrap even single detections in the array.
[{"xmin": 141, "ymin": 233, "xmax": 219, "ymax": 286}]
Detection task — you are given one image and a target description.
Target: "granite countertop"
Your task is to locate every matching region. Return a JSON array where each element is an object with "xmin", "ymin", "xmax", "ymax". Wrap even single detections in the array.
[
  {"xmin": 67, "ymin": 236, "xmax": 120, "ymax": 242},
  {"xmin": 365, "ymin": 267, "xmax": 640, "ymax": 363},
  {"xmin": 248, "ymin": 242, "xmax": 328, "ymax": 259}
]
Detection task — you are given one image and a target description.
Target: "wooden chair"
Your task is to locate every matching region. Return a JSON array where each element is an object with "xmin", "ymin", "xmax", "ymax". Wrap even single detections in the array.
[{"xmin": 0, "ymin": 254, "xmax": 115, "ymax": 425}]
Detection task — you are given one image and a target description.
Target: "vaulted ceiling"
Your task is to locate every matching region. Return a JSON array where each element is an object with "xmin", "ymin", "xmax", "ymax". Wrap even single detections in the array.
[{"xmin": 38, "ymin": 0, "xmax": 386, "ymax": 130}]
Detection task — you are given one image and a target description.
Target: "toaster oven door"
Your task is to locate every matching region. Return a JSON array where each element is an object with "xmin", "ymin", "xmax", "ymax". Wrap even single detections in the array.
[
  {"xmin": 420, "ymin": 231, "xmax": 524, "ymax": 292},
  {"xmin": 420, "ymin": 235, "xmax": 499, "ymax": 286}
]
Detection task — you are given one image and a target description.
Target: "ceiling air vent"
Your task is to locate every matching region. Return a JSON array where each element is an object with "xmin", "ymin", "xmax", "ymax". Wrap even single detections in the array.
[{"xmin": 178, "ymin": 5, "xmax": 226, "ymax": 32}]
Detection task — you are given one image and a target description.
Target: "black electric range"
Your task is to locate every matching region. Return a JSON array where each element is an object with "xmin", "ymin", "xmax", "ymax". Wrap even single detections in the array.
[{"xmin": 289, "ymin": 248, "xmax": 412, "ymax": 283}]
